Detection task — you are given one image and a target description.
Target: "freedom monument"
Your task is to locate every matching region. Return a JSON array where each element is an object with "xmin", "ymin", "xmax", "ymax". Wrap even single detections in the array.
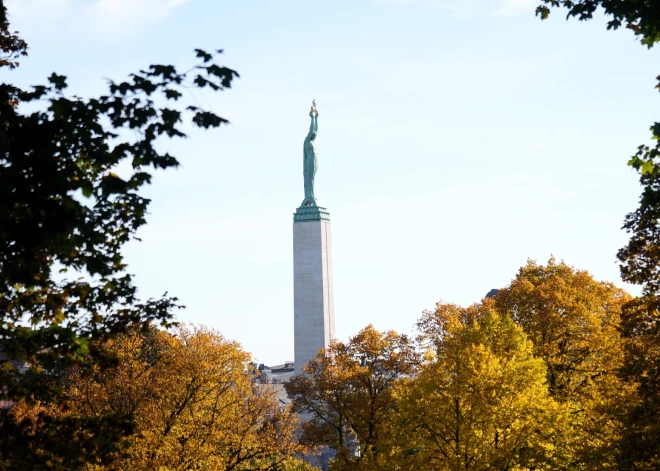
[{"xmin": 293, "ymin": 100, "xmax": 336, "ymax": 375}]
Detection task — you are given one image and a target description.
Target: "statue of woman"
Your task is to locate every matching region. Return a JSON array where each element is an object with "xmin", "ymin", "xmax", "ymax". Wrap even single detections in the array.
[{"xmin": 303, "ymin": 102, "xmax": 319, "ymax": 205}]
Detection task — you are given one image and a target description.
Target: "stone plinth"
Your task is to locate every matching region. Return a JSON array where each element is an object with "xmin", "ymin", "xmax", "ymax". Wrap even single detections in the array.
[
  {"xmin": 294, "ymin": 205, "xmax": 330, "ymax": 222},
  {"xmin": 293, "ymin": 212, "xmax": 335, "ymax": 376}
]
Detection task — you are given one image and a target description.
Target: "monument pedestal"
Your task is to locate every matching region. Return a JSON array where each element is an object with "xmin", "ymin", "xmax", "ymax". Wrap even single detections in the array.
[{"xmin": 293, "ymin": 205, "xmax": 335, "ymax": 375}]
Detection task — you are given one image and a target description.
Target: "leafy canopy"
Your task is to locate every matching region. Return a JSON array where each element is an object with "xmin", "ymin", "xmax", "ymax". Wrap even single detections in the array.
[
  {"xmin": 408, "ymin": 303, "xmax": 571, "ymax": 471},
  {"xmin": 536, "ymin": 0, "xmax": 660, "ymax": 47},
  {"xmin": 285, "ymin": 325, "xmax": 419, "ymax": 471},
  {"xmin": 52, "ymin": 326, "xmax": 305, "ymax": 471},
  {"xmin": 0, "ymin": 1, "xmax": 238, "ymax": 467},
  {"xmin": 494, "ymin": 258, "xmax": 633, "ymax": 470}
]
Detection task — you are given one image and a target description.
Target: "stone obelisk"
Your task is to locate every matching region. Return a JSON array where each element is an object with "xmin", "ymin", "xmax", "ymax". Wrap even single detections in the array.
[{"xmin": 293, "ymin": 100, "xmax": 335, "ymax": 376}]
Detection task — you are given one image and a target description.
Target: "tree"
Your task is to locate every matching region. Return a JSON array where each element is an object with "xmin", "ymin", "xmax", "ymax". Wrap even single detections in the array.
[
  {"xmin": 0, "ymin": 1, "xmax": 238, "ymax": 467},
  {"xmin": 272, "ymin": 458, "xmax": 322, "ymax": 471},
  {"xmin": 536, "ymin": 0, "xmax": 660, "ymax": 48},
  {"xmin": 493, "ymin": 259, "xmax": 633, "ymax": 469},
  {"xmin": 285, "ymin": 325, "xmax": 419, "ymax": 471},
  {"xmin": 493, "ymin": 259, "xmax": 629, "ymax": 398},
  {"xmin": 536, "ymin": 3, "xmax": 660, "ymax": 467},
  {"xmin": 38, "ymin": 326, "xmax": 304, "ymax": 470},
  {"xmin": 405, "ymin": 303, "xmax": 571, "ymax": 471},
  {"xmin": 616, "ymin": 297, "xmax": 660, "ymax": 470},
  {"xmin": 615, "ymin": 55, "xmax": 660, "ymax": 470},
  {"xmin": 0, "ymin": 2, "xmax": 26, "ymax": 71}
]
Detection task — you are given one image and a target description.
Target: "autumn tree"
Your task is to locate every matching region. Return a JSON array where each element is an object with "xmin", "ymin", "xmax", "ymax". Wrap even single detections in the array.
[
  {"xmin": 0, "ymin": 1, "xmax": 237, "ymax": 467},
  {"xmin": 271, "ymin": 458, "xmax": 321, "ymax": 471},
  {"xmin": 404, "ymin": 303, "xmax": 570, "ymax": 471},
  {"xmin": 50, "ymin": 326, "xmax": 304, "ymax": 471},
  {"xmin": 493, "ymin": 259, "xmax": 629, "ymax": 397},
  {"xmin": 493, "ymin": 259, "xmax": 633, "ymax": 469},
  {"xmin": 285, "ymin": 325, "xmax": 419, "ymax": 471}
]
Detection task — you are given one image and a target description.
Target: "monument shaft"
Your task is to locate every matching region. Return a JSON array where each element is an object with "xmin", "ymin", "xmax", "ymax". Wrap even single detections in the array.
[{"xmin": 293, "ymin": 218, "xmax": 335, "ymax": 375}]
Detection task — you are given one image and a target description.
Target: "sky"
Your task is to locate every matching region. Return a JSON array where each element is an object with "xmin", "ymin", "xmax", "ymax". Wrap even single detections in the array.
[{"xmin": 5, "ymin": 0, "xmax": 660, "ymax": 364}]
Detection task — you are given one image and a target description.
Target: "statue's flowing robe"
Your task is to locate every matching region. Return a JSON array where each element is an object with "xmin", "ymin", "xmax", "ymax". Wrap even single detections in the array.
[{"xmin": 303, "ymin": 139, "xmax": 317, "ymax": 199}]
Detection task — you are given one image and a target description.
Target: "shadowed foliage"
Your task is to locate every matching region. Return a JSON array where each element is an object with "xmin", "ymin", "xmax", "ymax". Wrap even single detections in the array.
[
  {"xmin": 536, "ymin": 0, "xmax": 660, "ymax": 48},
  {"xmin": 0, "ymin": 1, "xmax": 238, "ymax": 468}
]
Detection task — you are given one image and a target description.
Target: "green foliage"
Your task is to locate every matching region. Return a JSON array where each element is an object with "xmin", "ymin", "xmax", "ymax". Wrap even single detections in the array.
[
  {"xmin": 617, "ymin": 33, "xmax": 660, "ymax": 471},
  {"xmin": 619, "ymin": 122, "xmax": 660, "ymax": 293},
  {"xmin": 0, "ymin": 2, "xmax": 26, "ymax": 70},
  {"xmin": 537, "ymin": 1, "xmax": 660, "ymax": 296},
  {"xmin": 535, "ymin": 0, "xmax": 660, "ymax": 47},
  {"xmin": 0, "ymin": 1, "xmax": 238, "ymax": 468}
]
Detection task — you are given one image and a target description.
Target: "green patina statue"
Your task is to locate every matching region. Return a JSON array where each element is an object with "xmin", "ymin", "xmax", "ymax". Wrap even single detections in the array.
[
  {"xmin": 303, "ymin": 100, "xmax": 319, "ymax": 206},
  {"xmin": 293, "ymin": 100, "xmax": 330, "ymax": 221}
]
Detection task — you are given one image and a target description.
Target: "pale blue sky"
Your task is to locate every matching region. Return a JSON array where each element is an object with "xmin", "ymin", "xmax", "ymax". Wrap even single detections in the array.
[{"xmin": 6, "ymin": 0, "xmax": 659, "ymax": 364}]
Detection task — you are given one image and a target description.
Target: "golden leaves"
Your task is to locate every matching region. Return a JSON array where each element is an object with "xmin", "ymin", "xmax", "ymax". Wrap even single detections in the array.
[
  {"xmin": 286, "ymin": 325, "xmax": 419, "ymax": 471},
  {"xmin": 288, "ymin": 260, "xmax": 634, "ymax": 471},
  {"xmin": 403, "ymin": 308, "xmax": 571, "ymax": 471},
  {"xmin": 64, "ymin": 325, "xmax": 304, "ymax": 471},
  {"xmin": 493, "ymin": 258, "xmax": 634, "ymax": 469}
]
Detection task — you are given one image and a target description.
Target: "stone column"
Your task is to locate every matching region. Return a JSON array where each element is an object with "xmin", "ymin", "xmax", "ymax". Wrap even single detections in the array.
[{"xmin": 293, "ymin": 205, "xmax": 335, "ymax": 376}]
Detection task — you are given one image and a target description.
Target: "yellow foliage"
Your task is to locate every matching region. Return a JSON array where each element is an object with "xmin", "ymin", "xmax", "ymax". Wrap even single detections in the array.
[
  {"xmin": 285, "ymin": 325, "xmax": 419, "ymax": 471},
  {"xmin": 64, "ymin": 325, "xmax": 304, "ymax": 471},
  {"xmin": 493, "ymin": 258, "xmax": 635, "ymax": 469},
  {"xmin": 406, "ymin": 306, "xmax": 572, "ymax": 471}
]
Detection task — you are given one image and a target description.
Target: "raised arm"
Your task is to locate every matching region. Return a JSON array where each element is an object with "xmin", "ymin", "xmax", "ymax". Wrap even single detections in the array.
[
  {"xmin": 306, "ymin": 111, "xmax": 318, "ymax": 141},
  {"xmin": 307, "ymin": 111, "xmax": 316, "ymax": 137}
]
